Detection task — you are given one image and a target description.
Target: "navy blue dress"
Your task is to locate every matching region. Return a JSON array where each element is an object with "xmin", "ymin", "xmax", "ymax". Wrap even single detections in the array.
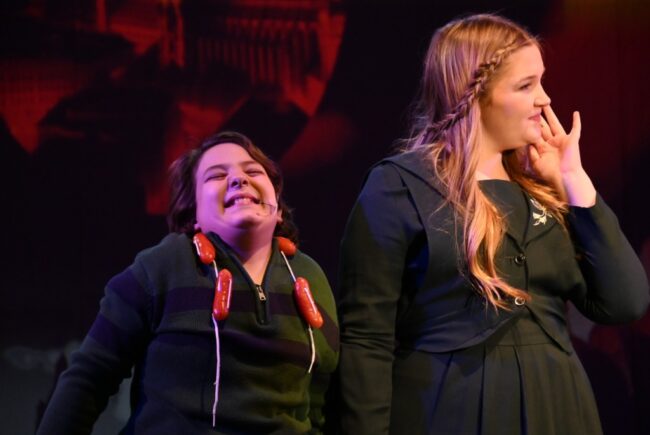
[
  {"xmin": 390, "ymin": 180, "xmax": 601, "ymax": 434},
  {"xmin": 338, "ymin": 152, "xmax": 649, "ymax": 435}
]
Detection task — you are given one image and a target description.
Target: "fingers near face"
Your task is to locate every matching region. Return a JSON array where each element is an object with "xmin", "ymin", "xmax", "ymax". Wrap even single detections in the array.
[
  {"xmin": 542, "ymin": 105, "xmax": 567, "ymax": 136},
  {"xmin": 527, "ymin": 143, "xmax": 541, "ymax": 164},
  {"xmin": 540, "ymin": 116, "xmax": 552, "ymax": 141},
  {"xmin": 570, "ymin": 111, "xmax": 581, "ymax": 139}
]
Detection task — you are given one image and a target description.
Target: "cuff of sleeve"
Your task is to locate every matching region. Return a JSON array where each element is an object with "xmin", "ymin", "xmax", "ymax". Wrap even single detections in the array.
[{"xmin": 567, "ymin": 193, "xmax": 610, "ymax": 223}]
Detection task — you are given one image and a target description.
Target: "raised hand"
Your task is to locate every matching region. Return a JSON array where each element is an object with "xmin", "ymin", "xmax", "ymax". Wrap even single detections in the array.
[{"xmin": 527, "ymin": 105, "xmax": 596, "ymax": 206}]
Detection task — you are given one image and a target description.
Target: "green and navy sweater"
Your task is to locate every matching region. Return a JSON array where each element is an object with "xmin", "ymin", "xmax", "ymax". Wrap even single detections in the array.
[{"xmin": 37, "ymin": 233, "xmax": 339, "ymax": 434}]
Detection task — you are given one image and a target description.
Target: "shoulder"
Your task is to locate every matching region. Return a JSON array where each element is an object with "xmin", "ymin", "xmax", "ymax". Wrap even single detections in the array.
[
  {"xmin": 102, "ymin": 234, "xmax": 198, "ymax": 311},
  {"xmin": 135, "ymin": 233, "xmax": 193, "ymax": 261},
  {"xmin": 380, "ymin": 150, "xmax": 435, "ymax": 180},
  {"xmin": 291, "ymin": 250, "xmax": 337, "ymax": 324},
  {"xmin": 290, "ymin": 250, "xmax": 330, "ymax": 286},
  {"xmin": 363, "ymin": 150, "xmax": 443, "ymax": 197},
  {"xmin": 358, "ymin": 158, "xmax": 411, "ymax": 202},
  {"xmin": 382, "ymin": 149, "xmax": 428, "ymax": 169},
  {"xmin": 366, "ymin": 151, "xmax": 420, "ymax": 183},
  {"xmin": 358, "ymin": 150, "xmax": 444, "ymax": 212},
  {"xmin": 130, "ymin": 233, "xmax": 197, "ymax": 280},
  {"xmin": 290, "ymin": 251, "xmax": 333, "ymax": 300}
]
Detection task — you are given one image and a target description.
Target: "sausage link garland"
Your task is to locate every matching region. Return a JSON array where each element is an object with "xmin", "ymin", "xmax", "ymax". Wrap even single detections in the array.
[{"xmin": 191, "ymin": 233, "xmax": 323, "ymax": 426}]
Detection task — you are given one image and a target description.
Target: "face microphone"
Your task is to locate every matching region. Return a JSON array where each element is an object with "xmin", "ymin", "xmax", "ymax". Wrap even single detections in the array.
[{"xmin": 259, "ymin": 201, "xmax": 278, "ymax": 215}]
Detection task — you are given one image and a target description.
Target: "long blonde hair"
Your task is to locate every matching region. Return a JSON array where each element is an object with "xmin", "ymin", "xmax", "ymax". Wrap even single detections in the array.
[{"xmin": 406, "ymin": 14, "xmax": 566, "ymax": 310}]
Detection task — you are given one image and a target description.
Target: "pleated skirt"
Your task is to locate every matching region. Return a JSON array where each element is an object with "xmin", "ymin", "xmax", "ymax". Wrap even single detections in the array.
[{"xmin": 390, "ymin": 311, "xmax": 602, "ymax": 435}]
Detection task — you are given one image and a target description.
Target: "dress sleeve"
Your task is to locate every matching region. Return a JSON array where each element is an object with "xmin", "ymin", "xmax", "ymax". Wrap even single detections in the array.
[
  {"xmin": 567, "ymin": 194, "xmax": 650, "ymax": 324},
  {"xmin": 36, "ymin": 261, "xmax": 153, "ymax": 435},
  {"xmin": 338, "ymin": 163, "xmax": 420, "ymax": 434}
]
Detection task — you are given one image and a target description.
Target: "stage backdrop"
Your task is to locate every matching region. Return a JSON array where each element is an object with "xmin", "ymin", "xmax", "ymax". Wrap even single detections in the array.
[{"xmin": 1, "ymin": 1, "xmax": 649, "ymax": 434}]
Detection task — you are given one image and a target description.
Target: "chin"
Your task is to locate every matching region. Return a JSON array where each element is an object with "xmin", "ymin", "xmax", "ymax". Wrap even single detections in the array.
[
  {"xmin": 527, "ymin": 128, "xmax": 542, "ymax": 143},
  {"xmin": 229, "ymin": 217, "xmax": 264, "ymax": 229},
  {"xmin": 502, "ymin": 141, "xmax": 527, "ymax": 151}
]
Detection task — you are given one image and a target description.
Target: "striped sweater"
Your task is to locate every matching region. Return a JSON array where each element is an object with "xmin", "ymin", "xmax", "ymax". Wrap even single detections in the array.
[{"xmin": 37, "ymin": 232, "xmax": 339, "ymax": 434}]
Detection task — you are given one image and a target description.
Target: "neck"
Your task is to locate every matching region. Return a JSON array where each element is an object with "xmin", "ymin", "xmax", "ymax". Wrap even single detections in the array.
[
  {"xmin": 220, "ymin": 230, "xmax": 274, "ymax": 284},
  {"xmin": 476, "ymin": 148, "xmax": 509, "ymax": 181}
]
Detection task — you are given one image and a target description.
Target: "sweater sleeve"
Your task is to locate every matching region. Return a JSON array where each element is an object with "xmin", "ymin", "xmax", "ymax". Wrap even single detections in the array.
[
  {"xmin": 36, "ymin": 260, "xmax": 153, "ymax": 435},
  {"xmin": 296, "ymin": 254, "xmax": 339, "ymax": 433},
  {"xmin": 567, "ymin": 194, "xmax": 650, "ymax": 324},
  {"xmin": 338, "ymin": 164, "xmax": 420, "ymax": 435}
]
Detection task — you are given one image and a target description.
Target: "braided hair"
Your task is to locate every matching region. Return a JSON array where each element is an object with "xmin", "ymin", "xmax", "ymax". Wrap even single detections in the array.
[{"xmin": 423, "ymin": 40, "xmax": 522, "ymax": 144}]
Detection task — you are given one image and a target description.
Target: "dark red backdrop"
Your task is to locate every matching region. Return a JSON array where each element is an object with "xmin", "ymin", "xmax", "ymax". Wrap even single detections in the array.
[{"xmin": 2, "ymin": 1, "xmax": 649, "ymax": 434}]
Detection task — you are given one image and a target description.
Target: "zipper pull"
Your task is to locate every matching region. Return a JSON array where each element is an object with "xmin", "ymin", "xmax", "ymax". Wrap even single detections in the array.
[{"xmin": 255, "ymin": 284, "xmax": 267, "ymax": 302}]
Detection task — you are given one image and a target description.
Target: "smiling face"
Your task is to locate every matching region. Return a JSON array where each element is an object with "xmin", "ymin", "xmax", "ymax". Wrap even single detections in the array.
[
  {"xmin": 194, "ymin": 143, "xmax": 281, "ymax": 242},
  {"xmin": 479, "ymin": 44, "xmax": 551, "ymax": 152}
]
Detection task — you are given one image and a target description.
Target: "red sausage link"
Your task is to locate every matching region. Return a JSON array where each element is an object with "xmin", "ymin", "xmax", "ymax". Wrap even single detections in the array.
[
  {"xmin": 294, "ymin": 277, "xmax": 323, "ymax": 329},
  {"xmin": 193, "ymin": 233, "xmax": 216, "ymax": 265},
  {"xmin": 276, "ymin": 236, "xmax": 297, "ymax": 256},
  {"xmin": 213, "ymin": 268, "xmax": 232, "ymax": 321}
]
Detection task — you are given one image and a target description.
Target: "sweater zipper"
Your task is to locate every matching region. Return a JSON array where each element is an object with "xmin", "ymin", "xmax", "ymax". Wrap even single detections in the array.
[
  {"xmin": 255, "ymin": 284, "xmax": 267, "ymax": 302},
  {"xmin": 255, "ymin": 284, "xmax": 268, "ymax": 324}
]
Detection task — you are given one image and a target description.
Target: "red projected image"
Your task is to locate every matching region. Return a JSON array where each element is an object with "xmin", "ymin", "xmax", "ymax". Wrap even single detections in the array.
[{"xmin": 0, "ymin": 0, "xmax": 347, "ymax": 214}]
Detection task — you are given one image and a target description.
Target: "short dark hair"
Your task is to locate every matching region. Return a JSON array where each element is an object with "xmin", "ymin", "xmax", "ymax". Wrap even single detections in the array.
[{"xmin": 167, "ymin": 131, "xmax": 298, "ymax": 243}]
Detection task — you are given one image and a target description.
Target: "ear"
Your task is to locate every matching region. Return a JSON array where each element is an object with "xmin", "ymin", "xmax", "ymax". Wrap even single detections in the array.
[
  {"xmin": 275, "ymin": 196, "xmax": 283, "ymax": 222},
  {"xmin": 194, "ymin": 222, "xmax": 201, "ymax": 231}
]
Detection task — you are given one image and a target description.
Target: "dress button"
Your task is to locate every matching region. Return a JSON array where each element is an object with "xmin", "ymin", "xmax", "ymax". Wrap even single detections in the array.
[
  {"xmin": 514, "ymin": 253, "xmax": 526, "ymax": 266},
  {"xmin": 514, "ymin": 296, "xmax": 526, "ymax": 306}
]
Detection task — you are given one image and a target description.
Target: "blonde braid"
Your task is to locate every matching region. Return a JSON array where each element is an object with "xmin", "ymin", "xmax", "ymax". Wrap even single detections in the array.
[{"xmin": 426, "ymin": 42, "xmax": 523, "ymax": 143}]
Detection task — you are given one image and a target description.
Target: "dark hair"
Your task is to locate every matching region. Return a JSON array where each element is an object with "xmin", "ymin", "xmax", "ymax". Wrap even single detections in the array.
[{"xmin": 167, "ymin": 131, "xmax": 299, "ymax": 243}]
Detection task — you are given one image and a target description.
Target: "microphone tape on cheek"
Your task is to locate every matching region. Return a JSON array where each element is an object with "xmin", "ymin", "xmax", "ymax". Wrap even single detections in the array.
[{"xmin": 260, "ymin": 202, "xmax": 278, "ymax": 215}]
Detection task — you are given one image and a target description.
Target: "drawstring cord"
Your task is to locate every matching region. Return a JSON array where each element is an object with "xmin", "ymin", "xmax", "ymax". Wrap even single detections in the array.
[
  {"xmin": 210, "ymin": 260, "xmax": 220, "ymax": 428},
  {"xmin": 280, "ymin": 251, "xmax": 317, "ymax": 373}
]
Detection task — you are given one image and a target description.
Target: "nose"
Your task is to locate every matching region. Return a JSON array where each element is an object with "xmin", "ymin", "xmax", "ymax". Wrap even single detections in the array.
[
  {"xmin": 535, "ymin": 86, "xmax": 551, "ymax": 107},
  {"xmin": 229, "ymin": 175, "xmax": 248, "ymax": 189}
]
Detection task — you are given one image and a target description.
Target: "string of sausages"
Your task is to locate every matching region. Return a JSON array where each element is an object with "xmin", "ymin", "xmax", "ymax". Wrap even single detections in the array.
[{"xmin": 191, "ymin": 233, "xmax": 324, "ymax": 427}]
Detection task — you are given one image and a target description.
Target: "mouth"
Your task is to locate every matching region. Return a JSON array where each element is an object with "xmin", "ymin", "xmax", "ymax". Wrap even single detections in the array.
[
  {"xmin": 224, "ymin": 193, "xmax": 261, "ymax": 208},
  {"xmin": 529, "ymin": 113, "xmax": 542, "ymax": 122}
]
